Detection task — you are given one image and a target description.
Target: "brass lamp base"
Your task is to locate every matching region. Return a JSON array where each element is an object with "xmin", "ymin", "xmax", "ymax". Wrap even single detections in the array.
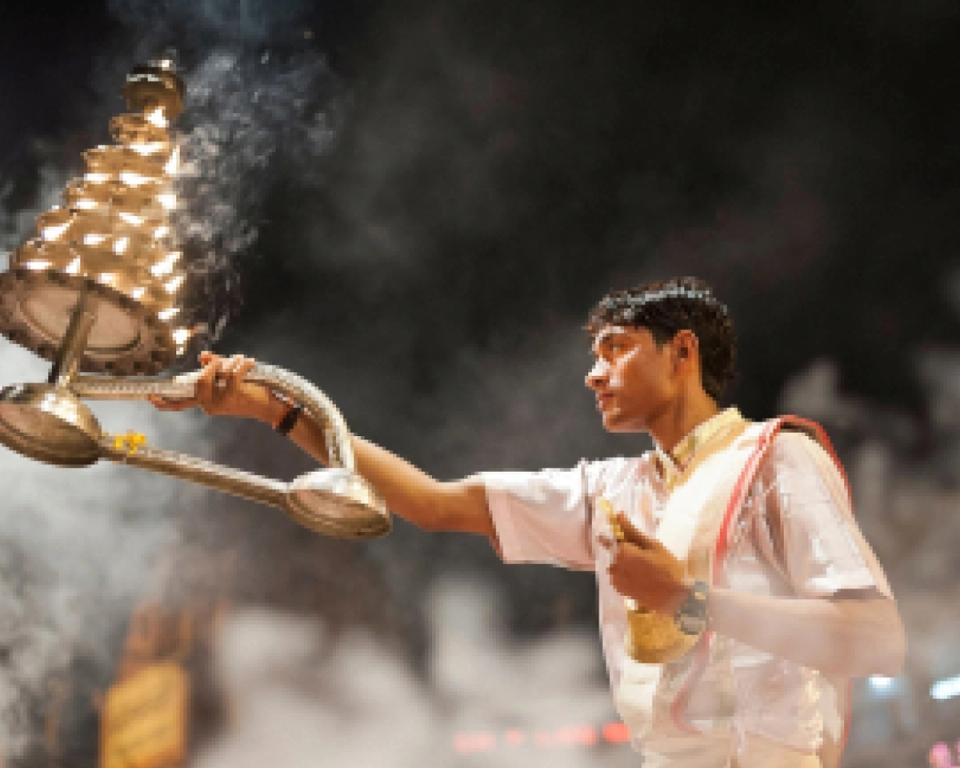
[{"xmin": 0, "ymin": 268, "xmax": 175, "ymax": 375}]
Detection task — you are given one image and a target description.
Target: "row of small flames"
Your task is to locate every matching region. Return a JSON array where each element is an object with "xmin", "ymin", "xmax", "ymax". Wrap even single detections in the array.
[{"xmin": 12, "ymin": 106, "xmax": 191, "ymax": 353}]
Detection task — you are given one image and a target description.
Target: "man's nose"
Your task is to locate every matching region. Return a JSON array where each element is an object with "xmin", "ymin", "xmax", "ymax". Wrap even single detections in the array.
[{"xmin": 585, "ymin": 359, "xmax": 608, "ymax": 391}]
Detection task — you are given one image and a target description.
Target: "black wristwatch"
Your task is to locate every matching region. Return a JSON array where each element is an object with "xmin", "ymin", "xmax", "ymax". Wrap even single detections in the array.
[{"xmin": 675, "ymin": 580, "xmax": 709, "ymax": 636}]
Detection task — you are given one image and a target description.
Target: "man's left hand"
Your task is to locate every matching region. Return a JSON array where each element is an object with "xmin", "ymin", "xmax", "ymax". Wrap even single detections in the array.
[{"xmin": 604, "ymin": 512, "xmax": 690, "ymax": 615}]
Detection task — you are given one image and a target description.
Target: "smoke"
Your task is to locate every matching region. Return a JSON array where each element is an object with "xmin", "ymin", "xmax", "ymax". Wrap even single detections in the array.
[
  {"xmin": 173, "ymin": 47, "xmax": 344, "ymax": 346},
  {"xmin": 0, "ymin": 340, "xmax": 221, "ymax": 759},
  {"xmin": 0, "ymin": 165, "xmax": 72, "ymax": 267},
  {"xmin": 193, "ymin": 577, "xmax": 625, "ymax": 768}
]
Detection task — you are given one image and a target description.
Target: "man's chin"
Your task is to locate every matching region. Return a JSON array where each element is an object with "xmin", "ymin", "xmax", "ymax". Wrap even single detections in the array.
[{"xmin": 601, "ymin": 412, "xmax": 640, "ymax": 433}]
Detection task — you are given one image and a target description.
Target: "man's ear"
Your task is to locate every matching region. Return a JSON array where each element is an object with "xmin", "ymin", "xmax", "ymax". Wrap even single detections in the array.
[{"xmin": 672, "ymin": 330, "xmax": 699, "ymax": 367}]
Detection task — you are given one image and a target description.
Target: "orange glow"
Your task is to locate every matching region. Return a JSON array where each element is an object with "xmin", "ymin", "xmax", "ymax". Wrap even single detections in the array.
[
  {"xmin": 41, "ymin": 223, "xmax": 70, "ymax": 241},
  {"xmin": 146, "ymin": 107, "xmax": 169, "ymax": 129},
  {"xmin": 164, "ymin": 146, "xmax": 180, "ymax": 176}
]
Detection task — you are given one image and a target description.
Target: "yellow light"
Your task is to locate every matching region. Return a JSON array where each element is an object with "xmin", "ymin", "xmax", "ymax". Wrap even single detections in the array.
[
  {"xmin": 153, "ymin": 225, "xmax": 169, "ymax": 239},
  {"xmin": 83, "ymin": 233, "xmax": 107, "ymax": 246},
  {"xmin": 150, "ymin": 251, "xmax": 180, "ymax": 277},
  {"xmin": 85, "ymin": 172, "xmax": 111, "ymax": 184},
  {"xmin": 42, "ymin": 223, "xmax": 70, "ymax": 241},
  {"xmin": 158, "ymin": 307, "xmax": 180, "ymax": 321},
  {"xmin": 172, "ymin": 327, "xmax": 191, "ymax": 346},
  {"xmin": 75, "ymin": 199, "xmax": 98, "ymax": 211},
  {"xmin": 164, "ymin": 275, "xmax": 185, "ymax": 294},
  {"xmin": 130, "ymin": 287, "xmax": 146, "ymax": 300},
  {"xmin": 157, "ymin": 192, "xmax": 177, "ymax": 210},
  {"xmin": 164, "ymin": 147, "xmax": 180, "ymax": 176},
  {"xmin": 113, "ymin": 236, "xmax": 129, "ymax": 255},
  {"xmin": 146, "ymin": 107, "xmax": 168, "ymax": 129},
  {"xmin": 98, "ymin": 273, "xmax": 117, "ymax": 286},
  {"xmin": 24, "ymin": 259, "xmax": 52, "ymax": 271},
  {"xmin": 118, "ymin": 212, "xmax": 144, "ymax": 226},
  {"xmin": 119, "ymin": 171, "xmax": 153, "ymax": 188},
  {"xmin": 130, "ymin": 141, "xmax": 166, "ymax": 156},
  {"xmin": 65, "ymin": 257, "xmax": 81, "ymax": 274}
]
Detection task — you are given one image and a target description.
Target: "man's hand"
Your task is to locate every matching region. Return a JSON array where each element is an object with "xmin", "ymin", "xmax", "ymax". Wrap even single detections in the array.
[
  {"xmin": 603, "ymin": 512, "xmax": 690, "ymax": 616},
  {"xmin": 150, "ymin": 351, "xmax": 282, "ymax": 424}
]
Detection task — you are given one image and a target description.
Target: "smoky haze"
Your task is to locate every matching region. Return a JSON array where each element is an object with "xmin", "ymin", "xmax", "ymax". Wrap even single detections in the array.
[{"xmin": 0, "ymin": 0, "xmax": 958, "ymax": 765}]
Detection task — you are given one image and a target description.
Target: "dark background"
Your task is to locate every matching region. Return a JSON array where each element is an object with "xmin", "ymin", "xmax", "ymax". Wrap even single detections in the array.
[{"xmin": 0, "ymin": 1, "xmax": 958, "ymax": 766}]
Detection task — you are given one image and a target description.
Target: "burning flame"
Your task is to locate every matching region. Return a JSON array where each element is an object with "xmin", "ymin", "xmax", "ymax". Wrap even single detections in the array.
[
  {"xmin": 129, "ymin": 141, "xmax": 166, "ymax": 156},
  {"xmin": 11, "ymin": 63, "xmax": 190, "ymax": 358},
  {"xmin": 164, "ymin": 146, "xmax": 180, "ymax": 176},
  {"xmin": 163, "ymin": 275, "xmax": 185, "ymax": 294},
  {"xmin": 119, "ymin": 170, "xmax": 152, "ymax": 188},
  {"xmin": 150, "ymin": 251, "xmax": 181, "ymax": 277},
  {"xmin": 146, "ymin": 107, "xmax": 168, "ymax": 129},
  {"xmin": 42, "ymin": 223, "xmax": 70, "ymax": 241}
]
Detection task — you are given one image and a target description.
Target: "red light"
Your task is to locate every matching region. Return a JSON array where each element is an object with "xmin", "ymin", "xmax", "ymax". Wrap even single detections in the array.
[
  {"xmin": 452, "ymin": 721, "xmax": 630, "ymax": 754},
  {"xmin": 555, "ymin": 725, "xmax": 599, "ymax": 747},
  {"xmin": 503, "ymin": 729, "xmax": 526, "ymax": 746},
  {"xmin": 453, "ymin": 732, "xmax": 496, "ymax": 754},
  {"xmin": 601, "ymin": 722, "xmax": 631, "ymax": 744}
]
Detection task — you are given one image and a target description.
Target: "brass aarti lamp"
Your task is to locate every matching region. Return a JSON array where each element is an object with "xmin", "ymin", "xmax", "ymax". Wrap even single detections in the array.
[{"xmin": 0, "ymin": 59, "xmax": 390, "ymax": 540}]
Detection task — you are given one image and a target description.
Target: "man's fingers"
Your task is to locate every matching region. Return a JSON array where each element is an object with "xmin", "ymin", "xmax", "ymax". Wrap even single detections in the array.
[
  {"xmin": 616, "ymin": 512, "xmax": 658, "ymax": 549},
  {"xmin": 236, "ymin": 356, "xmax": 256, "ymax": 378},
  {"xmin": 597, "ymin": 533, "xmax": 616, "ymax": 551},
  {"xmin": 149, "ymin": 395, "xmax": 196, "ymax": 412},
  {"xmin": 195, "ymin": 357, "xmax": 221, "ymax": 412}
]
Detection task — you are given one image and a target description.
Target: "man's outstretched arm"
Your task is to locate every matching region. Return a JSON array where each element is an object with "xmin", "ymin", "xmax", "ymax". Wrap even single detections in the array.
[{"xmin": 152, "ymin": 352, "xmax": 495, "ymax": 538}]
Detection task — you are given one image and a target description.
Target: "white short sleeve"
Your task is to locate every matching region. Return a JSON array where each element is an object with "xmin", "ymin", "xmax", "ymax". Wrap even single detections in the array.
[
  {"xmin": 751, "ymin": 432, "xmax": 893, "ymax": 599},
  {"xmin": 477, "ymin": 461, "xmax": 597, "ymax": 571}
]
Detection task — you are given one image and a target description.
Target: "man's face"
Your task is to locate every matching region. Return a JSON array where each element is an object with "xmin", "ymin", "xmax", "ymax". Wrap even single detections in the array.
[{"xmin": 585, "ymin": 324, "xmax": 677, "ymax": 432}]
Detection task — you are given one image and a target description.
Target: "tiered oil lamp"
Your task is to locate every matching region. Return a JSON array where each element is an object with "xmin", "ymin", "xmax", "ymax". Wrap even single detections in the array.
[{"xmin": 0, "ymin": 59, "xmax": 389, "ymax": 540}]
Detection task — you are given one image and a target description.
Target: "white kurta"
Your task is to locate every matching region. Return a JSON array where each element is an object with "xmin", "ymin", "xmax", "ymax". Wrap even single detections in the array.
[{"xmin": 478, "ymin": 409, "xmax": 892, "ymax": 766}]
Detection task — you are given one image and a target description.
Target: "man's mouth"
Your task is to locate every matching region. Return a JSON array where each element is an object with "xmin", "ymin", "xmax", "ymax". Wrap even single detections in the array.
[{"xmin": 596, "ymin": 394, "xmax": 615, "ymax": 411}]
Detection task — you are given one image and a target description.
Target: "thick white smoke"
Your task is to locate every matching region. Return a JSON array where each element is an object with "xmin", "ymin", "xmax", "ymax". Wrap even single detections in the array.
[
  {"xmin": 193, "ymin": 576, "xmax": 628, "ymax": 768},
  {"xmin": 0, "ymin": 339, "xmax": 219, "ymax": 758}
]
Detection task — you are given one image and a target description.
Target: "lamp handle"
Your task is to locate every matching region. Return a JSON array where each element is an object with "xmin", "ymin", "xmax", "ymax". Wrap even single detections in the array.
[{"xmin": 71, "ymin": 363, "xmax": 355, "ymax": 472}]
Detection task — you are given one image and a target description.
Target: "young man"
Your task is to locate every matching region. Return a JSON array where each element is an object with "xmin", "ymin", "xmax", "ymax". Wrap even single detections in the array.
[{"xmin": 155, "ymin": 276, "xmax": 905, "ymax": 767}]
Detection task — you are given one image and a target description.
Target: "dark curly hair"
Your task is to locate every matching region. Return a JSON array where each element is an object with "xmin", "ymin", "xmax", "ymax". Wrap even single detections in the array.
[{"xmin": 585, "ymin": 276, "xmax": 737, "ymax": 401}]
